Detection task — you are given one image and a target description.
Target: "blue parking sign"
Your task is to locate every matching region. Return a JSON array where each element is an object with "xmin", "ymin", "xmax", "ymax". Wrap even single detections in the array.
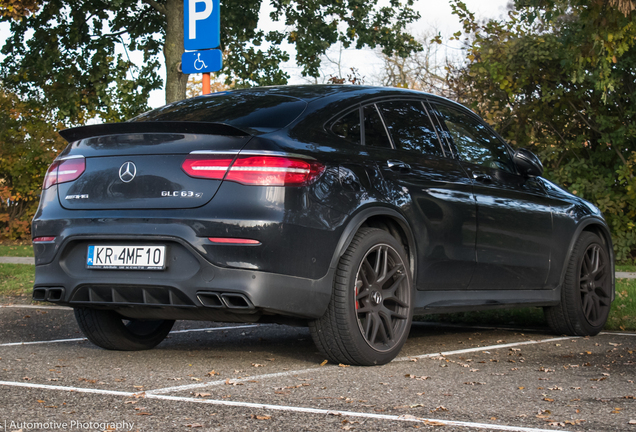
[
  {"xmin": 184, "ymin": 0, "xmax": 220, "ymax": 50},
  {"xmin": 181, "ymin": 49, "xmax": 223, "ymax": 74}
]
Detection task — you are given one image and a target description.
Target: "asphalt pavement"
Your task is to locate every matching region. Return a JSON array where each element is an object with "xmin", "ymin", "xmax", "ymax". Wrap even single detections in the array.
[{"xmin": 0, "ymin": 304, "xmax": 634, "ymax": 431}]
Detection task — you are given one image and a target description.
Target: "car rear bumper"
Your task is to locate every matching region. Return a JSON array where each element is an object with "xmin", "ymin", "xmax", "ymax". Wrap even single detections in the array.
[{"xmin": 33, "ymin": 235, "xmax": 334, "ymax": 321}]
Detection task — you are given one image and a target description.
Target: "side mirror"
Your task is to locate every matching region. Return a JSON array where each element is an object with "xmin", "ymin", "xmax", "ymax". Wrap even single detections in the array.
[{"xmin": 513, "ymin": 148, "xmax": 543, "ymax": 177}]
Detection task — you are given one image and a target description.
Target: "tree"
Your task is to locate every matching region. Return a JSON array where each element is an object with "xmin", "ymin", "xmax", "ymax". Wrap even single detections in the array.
[
  {"xmin": 0, "ymin": 89, "xmax": 66, "ymax": 240},
  {"xmin": 0, "ymin": 0, "xmax": 421, "ymax": 125},
  {"xmin": 449, "ymin": 0, "xmax": 636, "ymax": 262},
  {"xmin": 377, "ymin": 31, "xmax": 458, "ymax": 97}
]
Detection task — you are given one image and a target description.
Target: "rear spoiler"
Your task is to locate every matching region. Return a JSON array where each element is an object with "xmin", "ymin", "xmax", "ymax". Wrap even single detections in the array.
[{"xmin": 58, "ymin": 121, "xmax": 251, "ymax": 143}]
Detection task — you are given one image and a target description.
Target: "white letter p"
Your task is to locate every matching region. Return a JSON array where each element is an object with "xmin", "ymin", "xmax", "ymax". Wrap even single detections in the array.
[{"xmin": 189, "ymin": 0, "xmax": 213, "ymax": 40}]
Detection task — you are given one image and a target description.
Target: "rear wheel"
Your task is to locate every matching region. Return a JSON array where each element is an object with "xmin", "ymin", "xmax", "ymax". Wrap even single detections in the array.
[
  {"xmin": 545, "ymin": 232, "xmax": 612, "ymax": 336},
  {"xmin": 310, "ymin": 228, "xmax": 413, "ymax": 366},
  {"xmin": 74, "ymin": 308, "xmax": 174, "ymax": 351}
]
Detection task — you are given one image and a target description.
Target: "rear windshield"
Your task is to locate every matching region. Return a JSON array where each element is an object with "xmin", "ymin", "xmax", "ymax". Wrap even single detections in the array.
[{"xmin": 130, "ymin": 92, "xmax": 307, "ymax": 133}]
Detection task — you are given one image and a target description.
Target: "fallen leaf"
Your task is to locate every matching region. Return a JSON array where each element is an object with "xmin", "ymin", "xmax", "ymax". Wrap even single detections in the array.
[
  {"xmin": 190, "ymin": 377, "xmax": 201, "ymax": 381},
  {"xmin": 185, "ymin": 424, "xmax": 203, "ymax": 428},
  {"xmin": 405, "ymin": 374, "xmax": 430, "ymax": 380},
  {"xmin": 252, "ymin": 363, "xmax": 264, "ymax": 367},
  {"xmin": 338, "ymin": 364, "xmax": 350, "ymax": 368},
  {"xmin": 194, "ymin": 393, "xmax": 211, "ymax": 398},
  {"xmin": 250, "ymin": 414, "xmax": 271, "ymax": 420},
  {"xmin": 628, "ymin": 420, "xmax": 636, "ymax": 425},
  {"xmin": 431, "ymin": 406, "xmax": 448, "ymax": 412},
  {"xmin": 225, "ymin": 379, "xmax": 243, "ymax": 386},
  {"xmin": 206, "ymin": 370, "xmax": 220, "ymax": 376},
  {"xmin": 136, "ymin": 412, "xmax": 152, "ymax": 416},
  {"xmin": 518, "ymin": 387, "xmax": 525, "ymax": 390},
  {"xmin": 320, "ymin": 360, "xmax": 328, "ymax": 366},
  {"xmin": 423, "ymin": 420, "xmax": 446, "ymax": 426},
  {"xmin": 543, "ymin": 398, "xmax": 554, "ymax": 402}
]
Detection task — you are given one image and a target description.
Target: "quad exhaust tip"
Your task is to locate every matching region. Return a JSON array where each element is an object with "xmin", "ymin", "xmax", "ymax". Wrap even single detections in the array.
[
  {"xmin": 33, "ymin": 287, "xmax": 65, "ymax": 302},
  {"xmin": 197, "ymin": 292, "xmax": 254, "ymax": 309}
]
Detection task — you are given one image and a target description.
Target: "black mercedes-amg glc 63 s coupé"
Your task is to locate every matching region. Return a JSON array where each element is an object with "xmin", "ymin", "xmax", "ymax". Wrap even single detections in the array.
[{"xmin": 32, "ymin": 85, "xmax": 614, "ymax": 365}]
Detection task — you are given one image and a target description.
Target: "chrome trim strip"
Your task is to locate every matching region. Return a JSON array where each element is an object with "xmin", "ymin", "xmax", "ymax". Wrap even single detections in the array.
[
  {"xmin": 59, "ymin": 155, "xmax": 85, "ymax": 161},
  {"xmin": 189, "ymin": 150, "xmax": 315, "ymax": 160}
]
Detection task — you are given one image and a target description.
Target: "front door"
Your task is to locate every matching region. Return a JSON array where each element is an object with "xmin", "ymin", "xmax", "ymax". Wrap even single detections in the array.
[{"xmin": 430, "ymin": 102, "xmax": 553, "ymax": 290}]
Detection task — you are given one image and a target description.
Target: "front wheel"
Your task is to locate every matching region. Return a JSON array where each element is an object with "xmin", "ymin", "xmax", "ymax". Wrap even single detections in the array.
[
  {"xmin": 310, "ymin": 228, "xmax": 414, "ymax": 366},
  {"xmin": 74, "ymin": 308, "xmax": 174, "ymax": 351},
  {"xmin": 545, "ymin": 231, "xmax": 613, "ymax": 336}
]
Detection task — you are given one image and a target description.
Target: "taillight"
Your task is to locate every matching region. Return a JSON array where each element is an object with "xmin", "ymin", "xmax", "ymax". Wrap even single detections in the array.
[
  {"xmin": 43, "ymin": 157, "xmax": 86, "ymax": 189},
  {"xmin": 182, "ymin": 155, "xmax": 325, "ymax": 186}
]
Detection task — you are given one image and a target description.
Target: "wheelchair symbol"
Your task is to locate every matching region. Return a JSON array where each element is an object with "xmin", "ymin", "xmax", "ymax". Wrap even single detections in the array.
[{"xmin": 194, "ymin": 53, "xmax": 208, "ymax": 71}]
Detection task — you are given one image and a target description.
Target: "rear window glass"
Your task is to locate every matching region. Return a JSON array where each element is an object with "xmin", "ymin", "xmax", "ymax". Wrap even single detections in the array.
[
  {"xmin": 331, "ymin": 109, "xmax": 361, "ymax": 145},
  {"xmin": 130, "ymin": 92, "xmax": 307, "ymax": 133}
]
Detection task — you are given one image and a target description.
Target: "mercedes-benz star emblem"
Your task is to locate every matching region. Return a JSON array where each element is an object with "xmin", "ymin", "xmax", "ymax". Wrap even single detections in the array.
[{"xmin": 119, "ymin": 161, "xmax": 137, "ymax": 183}]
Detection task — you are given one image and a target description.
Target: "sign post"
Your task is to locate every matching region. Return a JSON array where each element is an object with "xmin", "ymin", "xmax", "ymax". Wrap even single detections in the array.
[{"xmin": 183, "ymin": 0, "xmax": 222, "ymax": 95}]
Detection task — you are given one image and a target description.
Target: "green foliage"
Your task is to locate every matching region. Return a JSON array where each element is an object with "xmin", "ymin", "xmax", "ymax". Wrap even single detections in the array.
[
  {"xmin": 1, "ymin": 0, "xmax": 163, "ymax": 125},
  {"xmin": 1, "ymin": 0, "xmax": 421, "ymax": 121},
  {"xmin": 449, "ymin": 0, "xmax": 636, "ymax": 263},
  {"xmin": 0, "ymin": 263, "xmax": 34, "ymax": 297},
  {"xmin": 606, "ymin": 278, "xmax": 636, "ymax": 331},
  {"xmin": 0, "ymin": 244, "xmax": 33, "ymax": 257},
  {"xmin": 0, "ymin": 90, "xmax": 66, "ymax": 240}
]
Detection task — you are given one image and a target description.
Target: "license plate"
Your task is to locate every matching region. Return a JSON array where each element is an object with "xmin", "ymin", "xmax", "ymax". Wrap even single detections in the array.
[{"xmin": 87, "ymin": 245, "xmax": 166, "ymax": 270}]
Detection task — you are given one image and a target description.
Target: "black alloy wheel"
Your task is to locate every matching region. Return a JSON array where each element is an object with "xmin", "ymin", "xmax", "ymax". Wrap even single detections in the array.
[
  {"xmin": 545, "ymin": 231, "xmax": 613, "ymax": 336},
  {"xmin": 310, "ymin": 228, "xmax": 413, "ymax": 366},
  {"xmin": 579, "ymin": 242, "xmax": 612, "ymax": 327},
  {"xmin": 354, "ymin": 243, "xmax": 410, "ymax": 352}
]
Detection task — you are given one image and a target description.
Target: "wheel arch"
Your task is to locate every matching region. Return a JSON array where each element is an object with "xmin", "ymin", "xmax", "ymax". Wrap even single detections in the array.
[
  {"xmin": 329, "ymin": 206, "xmax": 417, "ymax": 281},
  {"xmin": 558, "ymin": 217, "xmax": 615, "ymax": 302}
]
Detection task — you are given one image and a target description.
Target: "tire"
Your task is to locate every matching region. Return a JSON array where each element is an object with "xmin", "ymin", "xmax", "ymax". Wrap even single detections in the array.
[
  {"xmin": 74, "ymin": 308, "xmax": 175, "ymax": 351},
  {"xmin": 545, "ymin": 231, "xmax": 613, "ymax": 336},
  {"xmin": 309, "ymin": 228, "xmax": 414, "ymax": 366}
]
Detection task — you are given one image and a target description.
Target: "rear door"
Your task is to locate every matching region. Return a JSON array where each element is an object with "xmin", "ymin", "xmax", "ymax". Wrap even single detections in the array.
[
  {"xmin": 430, "ymin": 102, "xmax": 553, "ymax": 290},
  {"xmin": 368, "ymin": 99, "xmax": 477, "ymax": 290}
]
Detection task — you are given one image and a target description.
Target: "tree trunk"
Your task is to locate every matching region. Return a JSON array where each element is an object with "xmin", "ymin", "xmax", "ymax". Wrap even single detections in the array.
[{"xmin": 164, "ymin": 0, "xmax": 188, "ymax": 104}]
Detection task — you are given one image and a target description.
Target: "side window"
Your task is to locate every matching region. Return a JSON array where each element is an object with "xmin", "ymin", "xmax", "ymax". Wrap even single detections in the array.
[
  {"xmin": 331, "ymin": 109, "xmax": 361, "ymax": 145},
  {"xmin": 434, "ymin": 104, "xmax": 515, "ymax": 173},
  {"xmin": 363, "ymin": 104, "xmax": 392, "ymax": 149},
  {"xmin": 377, "ymin": 101, "xmax": 444, "ymax": 157}
]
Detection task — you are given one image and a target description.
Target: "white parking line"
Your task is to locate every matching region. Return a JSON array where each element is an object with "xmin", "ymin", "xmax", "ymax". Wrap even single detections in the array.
[
  {"xmin": 0, "ymin": 325, "xmax": 259, "ymax": 347},
  {"xmin": 147, "ymin": 335, "xmax": 576, "ymax": 396},
  {"xmin": 146, "ymin": 367, "xmax": 322, "ymax": 395},
  {"xmin": 395, "ymin": 336, "xmax": 574, "ymax": 361},
  {"xmin": 0, "ymin": 380, "xmax": 569, "ymax": 432},
  {"xmin": 0, "ymin": 304, "xmax": 72, "ymax": 310},
  {"xmin": 0, "ymin": 337, "xmax": 87, "ymax": 347}
]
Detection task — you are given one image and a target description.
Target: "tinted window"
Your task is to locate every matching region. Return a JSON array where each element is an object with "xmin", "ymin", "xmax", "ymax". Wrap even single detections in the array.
[
  {"xmin": 363, "ymin": 104, "xmax": 392, "ymax": 149},
  {"xmin": 130, "ymin": 92, "xmax": 307, "ymax": 133},
  {"xmin": 378, "ymin": 101, "xmax": 443, "ymax": 156},
  {"xmin": 435, "ymin": 104, "xmax": 515, "ymax": 173},
  {"xmin": 331, "ymin": 109, "xmax": 361, "ymax": 145}
]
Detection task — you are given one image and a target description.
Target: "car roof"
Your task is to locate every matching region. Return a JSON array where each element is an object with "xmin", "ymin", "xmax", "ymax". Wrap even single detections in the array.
[{"xmin": 215, "ymin": 84, "xmax": 437, "ymax": 103}]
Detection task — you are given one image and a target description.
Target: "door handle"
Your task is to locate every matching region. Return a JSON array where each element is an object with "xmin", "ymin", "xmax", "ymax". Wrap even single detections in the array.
[
  {"xmin": 387, "ymin": 160, "xmax": 411, "ymax": 172},
  {"xmin": 472, "ymin": 172, "xmax": 492, "ymax": 182}
]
